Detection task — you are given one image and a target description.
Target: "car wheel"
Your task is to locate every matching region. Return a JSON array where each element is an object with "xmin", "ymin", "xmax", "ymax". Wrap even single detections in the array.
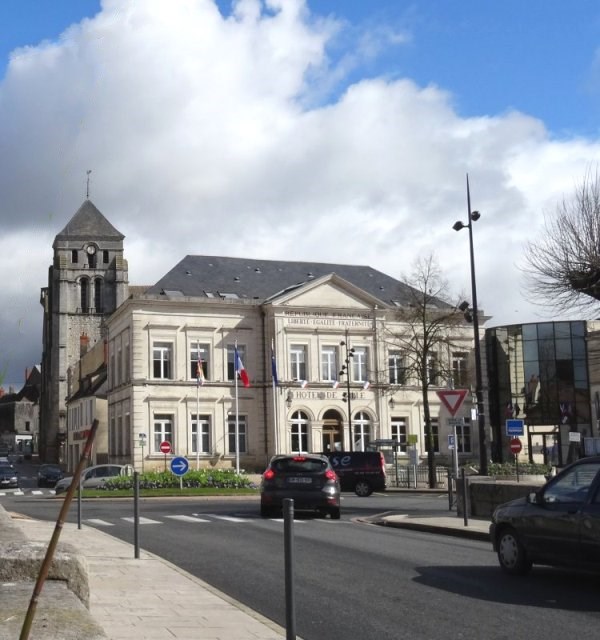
[
  {"xmin": 354, "ymin": 480, "xmax": 372, "ymax": 497},
  {"xmin": 497, "ymin": 528, "xmax": 532, "ymax": 575},
  {"xmin": 329, "ymin": 507, "xmax": 341, "ymax": 520}
]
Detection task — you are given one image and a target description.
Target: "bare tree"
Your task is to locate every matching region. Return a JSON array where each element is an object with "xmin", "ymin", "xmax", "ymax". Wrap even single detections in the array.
[
  {"xmin": 381, "ymin": 254, "xmax": 470, "ymax": 488},
  {"xmin": 523, "ymin": 169, "xmax": 600, "ymax": 312}
]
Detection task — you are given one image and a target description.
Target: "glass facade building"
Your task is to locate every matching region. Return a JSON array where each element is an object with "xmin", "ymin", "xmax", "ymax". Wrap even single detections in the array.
[{"xmin": 486, "ymin": 321, "xmax": 590, "ymax": 466}]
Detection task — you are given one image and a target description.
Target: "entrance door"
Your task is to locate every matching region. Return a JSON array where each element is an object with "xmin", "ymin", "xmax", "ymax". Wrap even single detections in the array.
[{"xmin": 322, "ymin": 411, "xmax": 343, "ymax": 452}]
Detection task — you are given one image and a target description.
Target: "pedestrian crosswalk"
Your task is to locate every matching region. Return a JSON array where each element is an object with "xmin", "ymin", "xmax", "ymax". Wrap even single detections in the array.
[{"xmin": 80, "ymin": 513, "xmax": 343, "ymax": 527}]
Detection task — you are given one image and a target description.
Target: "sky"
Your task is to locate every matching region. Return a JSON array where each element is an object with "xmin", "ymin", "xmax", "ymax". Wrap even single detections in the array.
[{"xmin": 1, "ymin": 0, "xmax": 600, "ymax": 390}]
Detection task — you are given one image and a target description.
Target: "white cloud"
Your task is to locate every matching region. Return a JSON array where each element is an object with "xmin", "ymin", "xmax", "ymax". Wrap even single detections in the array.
[{"xmin": 0, "ymin": 0, "xmax": 598, "ymax": 385}]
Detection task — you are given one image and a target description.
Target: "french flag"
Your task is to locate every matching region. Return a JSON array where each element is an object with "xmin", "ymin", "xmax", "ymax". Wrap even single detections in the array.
[
  {"xmin": 332, "ymin": 380, "xmax": 340, "ymax": 389},
  {"xmin": 235, "ymin": 346, "xmax": 250, "ymax": 388}
]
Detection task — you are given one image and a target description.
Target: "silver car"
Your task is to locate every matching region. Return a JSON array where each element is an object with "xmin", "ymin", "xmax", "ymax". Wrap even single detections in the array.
[{"xmin": 54, "ymin": 464, "xmax": 127, "ymax": 495}]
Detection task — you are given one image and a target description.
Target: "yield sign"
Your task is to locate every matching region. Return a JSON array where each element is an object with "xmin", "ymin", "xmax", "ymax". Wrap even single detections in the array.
[{"xmin": 436, "ymin": 389, "xmax": 469, "ymax": 417}]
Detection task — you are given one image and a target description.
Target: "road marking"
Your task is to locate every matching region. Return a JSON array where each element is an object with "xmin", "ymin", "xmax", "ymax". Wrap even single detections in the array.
[
  {"xmin": 30, "ymin": 490, "xmax": 44, "ymax": 495},
  {"xmin": 87, "ymin": 519, "xmax": 114, "ymax": 527},
  {"xmin": 165, "ymin": 515, "xmax": 210, "ymax": 523},
  {"xmin": 121, "ymin": 517, "xmax": 162, "ymax": 524},
  {"xmin": 270, "ymin": 518, "xmax": 307, "ymax": 523},
  {"xmin": 201, "ymin": 513, "xmax": 247, "ymax": 522}
]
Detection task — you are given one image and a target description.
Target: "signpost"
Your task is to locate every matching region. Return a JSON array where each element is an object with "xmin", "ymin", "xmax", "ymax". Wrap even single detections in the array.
[
  {"xmin": 138, "ymin": 433, "xmax": 147, "ymax": 473},
  {"xmin": 510, "ymin": 437, "xmax": 522, "ymax": 482},
  {"xmin": 170, "ymin": 456, "xmax": 189, "ymax": 490},
  {"xmin": 160, "ymin": 440, "xmax": 171, "ymax": 471},
  {"xmin": 436, "ymin": 389, "xmax": 468, "ymax": 417}
]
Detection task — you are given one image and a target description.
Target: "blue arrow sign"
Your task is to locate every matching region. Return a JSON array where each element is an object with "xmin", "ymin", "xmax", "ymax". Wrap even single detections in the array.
[{"xmin": 170, "ymin": 456, "xmax": 189, "ymax": 477}]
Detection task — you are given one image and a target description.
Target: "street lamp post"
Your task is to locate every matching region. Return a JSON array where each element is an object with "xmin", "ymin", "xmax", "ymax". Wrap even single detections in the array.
[
  {"xmin": 339, "ymin": 335, "xmax": 355, "ymax": 451},
  {"xmin": 452, "ymin": 175, "xmax": 488, "ymax": 476}
]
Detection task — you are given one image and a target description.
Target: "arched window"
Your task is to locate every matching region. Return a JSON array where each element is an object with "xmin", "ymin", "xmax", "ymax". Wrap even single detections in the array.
[
  {"xmin": 353, "ymin": 411, "xmax": 371, "ymax": 452},
  {"xmin": 291, "ymin": 411, "xmax": 309, "ymax": 453},
  {"xmin": 94, "ymin": 278, "xmax": 103, "ymax": 313},
  {"xmin": 80, "ymin": 277, "xmax": 89, "ymax": 313}
]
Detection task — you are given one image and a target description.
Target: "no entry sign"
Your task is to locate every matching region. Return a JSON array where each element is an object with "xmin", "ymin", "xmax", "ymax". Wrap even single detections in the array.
[
  {"xmin": 159, "ymin": 440, "xmax": 172, "ymax": 454},
  {"xmin": 509, "ymin": 437, "xmax": 522, "ymax": 455}
]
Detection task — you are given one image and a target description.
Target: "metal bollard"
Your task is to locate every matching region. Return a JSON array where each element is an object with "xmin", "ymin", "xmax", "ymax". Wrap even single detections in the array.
[{"xmin": 283, "ymin": 498, "xmax": 296, "ymax": 640}]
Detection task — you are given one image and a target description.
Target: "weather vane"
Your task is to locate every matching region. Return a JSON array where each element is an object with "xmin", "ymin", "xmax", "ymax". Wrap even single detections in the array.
[{"xmin": 86, "ymin": 170, "xmax": 92, "ymax": 199}]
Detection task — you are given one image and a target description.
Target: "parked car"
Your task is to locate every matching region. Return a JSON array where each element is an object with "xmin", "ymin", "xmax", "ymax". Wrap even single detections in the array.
[
  {"xmin": 322, "ymin": 451, "xmax": 387, "ymax": 496},
  {"xmin": 0, "ymin": 464, "xmax": 19, "ymax": 489},
  {"xmin": 490, "ymin": 456, "xmax": 600, "ymax": 575},
  {"xmin": 260, "ymin": 454, "xmax": 341, "ymax": 519},
  {"xmin": 54, "ymin": 464, "xmax": 128, "ymax": 495},
  {"xmin": 37, "ymin": 464, "xmax": 64, "ymax": 488}
]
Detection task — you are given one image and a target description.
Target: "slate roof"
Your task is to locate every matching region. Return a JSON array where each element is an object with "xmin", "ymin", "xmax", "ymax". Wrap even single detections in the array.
[
  {"xmin": 145, "ymin": 255, "xmax": 441, "ymax": 309},
  {"xmin": 54, "ymin": 200, "xmax": 124, "ymax": 243}
]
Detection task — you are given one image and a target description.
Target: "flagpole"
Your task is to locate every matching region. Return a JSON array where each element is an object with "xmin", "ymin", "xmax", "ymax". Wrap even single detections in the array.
[
  {"xmin": 196, "ymin": 345, "xmax": 200, "ymax": 471},
  {"xmin": 271, "ymin": 339, "xmax": 279, "ymax": 455},
  {"xmin": 235, "ymin": 342, "xmax": 240, "ymax": 475},
  {"xmin": 272, "ymin": 381, "xmax": 278, "ymax": 454}
]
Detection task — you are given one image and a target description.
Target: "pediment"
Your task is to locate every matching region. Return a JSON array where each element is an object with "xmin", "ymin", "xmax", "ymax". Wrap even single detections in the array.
[{"xmin": 269, "ymin": 273, "xmax": 385, "ymax": 310}]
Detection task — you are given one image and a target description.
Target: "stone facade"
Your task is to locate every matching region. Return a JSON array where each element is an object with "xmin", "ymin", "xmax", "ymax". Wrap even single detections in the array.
[
  {"xmin": 39, "ymin": 200, "xmax": 128, "ymax": 463},
  {"xmin": 105, "ymin": 269, "xmax": 481, "ymax": 474}
]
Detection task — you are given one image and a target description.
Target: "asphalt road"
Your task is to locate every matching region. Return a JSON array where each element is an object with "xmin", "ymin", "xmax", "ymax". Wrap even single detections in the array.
[{"xmin": 4, "ymin": 488, "xmax": 600, "ymax": 640}]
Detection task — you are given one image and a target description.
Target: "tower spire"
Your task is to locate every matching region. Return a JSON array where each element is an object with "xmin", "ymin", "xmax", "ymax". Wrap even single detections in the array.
[{"xmin": 86, "ymin": 170, "xmax": 92, "ymax": 199}]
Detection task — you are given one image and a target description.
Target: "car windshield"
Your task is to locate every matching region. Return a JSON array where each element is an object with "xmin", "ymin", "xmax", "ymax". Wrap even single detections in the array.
[
  {"xmin": 544, "ymin": 462, "xmax": 600, "ymax": 503},
  {"xmin": 273, "ymin": 458, "xmax": 327, "ymax": 473}
]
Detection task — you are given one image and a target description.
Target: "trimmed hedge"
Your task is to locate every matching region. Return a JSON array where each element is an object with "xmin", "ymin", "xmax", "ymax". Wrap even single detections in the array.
[
  {"xmin": 103, "ymin": 469, "xmax": 253, "ymax": 490},
  {"xmin": 485, "ymin": 461, "xmax": 552, "ymax": 476}
]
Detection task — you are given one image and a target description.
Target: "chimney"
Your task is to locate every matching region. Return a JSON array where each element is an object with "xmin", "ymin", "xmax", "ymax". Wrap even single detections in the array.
[{"xmin": 80, "ymin": 332, "xmax": 90, "ymax": 357}]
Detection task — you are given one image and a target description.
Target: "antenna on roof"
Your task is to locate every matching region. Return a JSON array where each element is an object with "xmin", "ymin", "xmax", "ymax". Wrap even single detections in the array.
[{"xmin": 86, "ymin": 170, "xmax": 92, "ymax": 199}]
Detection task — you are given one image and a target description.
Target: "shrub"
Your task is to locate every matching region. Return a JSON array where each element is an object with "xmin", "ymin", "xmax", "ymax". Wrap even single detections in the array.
[
  {"xmin": 485, "ymin": 461, "xmax": 552, "ymax": 477},
  {"xmin": 103, "ymin": 468, "xmax": 253, "ymax": 490}
]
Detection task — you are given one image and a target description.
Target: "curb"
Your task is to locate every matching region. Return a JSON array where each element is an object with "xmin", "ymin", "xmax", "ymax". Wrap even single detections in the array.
[{"xmin": 379, "ymin": 519, "xmax": 490, "ymax": 542}]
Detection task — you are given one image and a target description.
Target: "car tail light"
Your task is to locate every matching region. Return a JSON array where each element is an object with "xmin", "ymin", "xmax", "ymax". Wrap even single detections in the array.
[
  {"xmin": 292, "ymin": 456, "xmax": 306, "ymax": 461},
  {"xmin": 325, "ymin": 469, "xmax": 337, "ymax": 481},
  {"xmin": 263, "ymin": 469, "xmax": 275, "ymax": 480},
  {"xmin": 380, "ymin": 453, "xmax": 386, "ymax": 476}
]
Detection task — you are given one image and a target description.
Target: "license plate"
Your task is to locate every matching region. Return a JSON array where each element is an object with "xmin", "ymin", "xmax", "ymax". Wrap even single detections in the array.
[{"xmin": 287, "ymin": 477, "xmax": 312, "ymax": 484}]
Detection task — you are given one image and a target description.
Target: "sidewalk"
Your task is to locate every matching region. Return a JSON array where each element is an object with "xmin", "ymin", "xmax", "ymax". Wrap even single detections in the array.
[{"xmin": 10, "ymin": 513, "xmax": 288, "ymax": 640}]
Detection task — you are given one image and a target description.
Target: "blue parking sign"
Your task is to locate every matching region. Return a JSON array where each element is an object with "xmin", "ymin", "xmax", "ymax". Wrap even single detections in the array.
[{"xmin": 505, "ymin": 419, "xmax": 524, "ymax": 436}]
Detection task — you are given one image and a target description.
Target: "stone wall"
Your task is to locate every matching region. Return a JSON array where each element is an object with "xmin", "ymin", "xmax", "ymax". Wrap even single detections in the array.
[
  {"xmin": 456, "ymin": 476, "xmax": 546, "ymax": 518},
  {"xmin": 0, "ymin": 505, "xmax": 106, "ymax": 639}
]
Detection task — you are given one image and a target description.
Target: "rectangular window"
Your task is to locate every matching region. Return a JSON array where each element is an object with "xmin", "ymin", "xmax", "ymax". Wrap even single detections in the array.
[
  {"xmin": 430, "ymin": 417, "xmax": 440, "ymax": 453},
  {"xmin": 426, "ymin": 353, "xmax": 439, "ymax": 385},
  {"xmin": 291, "ymin": 423, "xmax": 308, "ymax": 453},
  {"xmin": 124, "ymin": 343, "xmax": 130, "ymax": 381},
  {"xmin": 191, "ymin": 414, "xmax": 211, "ymax": 454},
  {"xmin": 352, "ymin": 347, "xmax": 368, "ymax": 382},
  {"xmin": 117, "ymin": 415, "xmax": 123, "ymax": 456},
  {"xmin": 290, "ymin": 344, "xmax": 307, "ymax": 381},
  {"xmin": 227, "ymin": 415, "xmax": 247, "ymax": 454},
  {"xmin": 153, "ymin": 342, "xmax": 173, "ymax": 379},
  {"xmin": 153, "ymin": 414, "xmax": 173, "ymax": 453},
  {"xmin": 321, "ymin": 346, "xmax": 338, "ymax": 382},
  {"xmin": 391, "ymin": 417, "xmax": 408, "ymax": 453},
  {"xmin": 25, "ymin": 421, "xmax": 30, "ymax": 432},
  {"xmin": 190, "ymin": 342, "xmax": 210, "ymax": 380},
  {"xmin": 227, "ymin": 344, "xmax": 246, "ymax": 381},
  {"xmin": 457, "ymin": 418, "xmax": 472, "ymax": 453},
  {"xmin": 117, "ymin": 346, "xmax": 122, "ymax": 386},
  {"xmin": 452, "ymin": 352, "xmax": 469, "ymax": 388},
  {"xmin": 124, "ymin": 412, "xmax": 131, "ymax": 456},
  {"xmin": 389, "ymin": 350, "xmax": 407, "ymax": 385},
  {"xmin": 103, "ymin": 250, "xmax": 109, "ymax": 263},
  {"xmin": 71, "ymin": 249, "xmax": 78, "ymax": 263}
]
